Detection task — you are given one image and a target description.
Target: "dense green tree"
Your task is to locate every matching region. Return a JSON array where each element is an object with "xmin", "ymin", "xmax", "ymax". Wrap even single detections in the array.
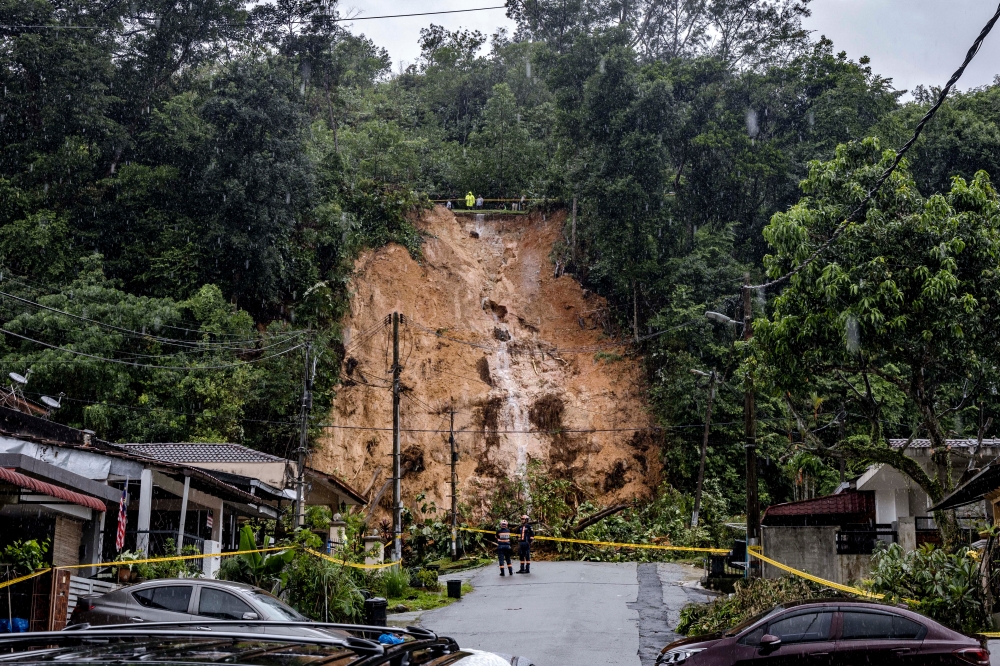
[{"xmin": 754, "ymin": 138, "xmax": 1000, "ymax": 544}]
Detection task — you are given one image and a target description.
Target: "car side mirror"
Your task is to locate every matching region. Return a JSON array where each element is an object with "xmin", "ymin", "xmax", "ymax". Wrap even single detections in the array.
[
  {"xmin": 242, "ymin": 612, "xmax": 259, "ymax": 620},
  {"xmin": 759, "ymin": 634, "xmax": 781, "ymax": 648}
]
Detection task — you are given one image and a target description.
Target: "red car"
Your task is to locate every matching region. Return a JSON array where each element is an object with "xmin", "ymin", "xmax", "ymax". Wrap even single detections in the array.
[{"xmin": 658, "ymin": 600, "xmax": 990, "ymax": 665}]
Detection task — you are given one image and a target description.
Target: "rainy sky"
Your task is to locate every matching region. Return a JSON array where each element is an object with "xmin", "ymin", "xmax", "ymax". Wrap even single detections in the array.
[{"xmin": 341, "ymin": 0, "xmax": 1000, "ymax": 94}]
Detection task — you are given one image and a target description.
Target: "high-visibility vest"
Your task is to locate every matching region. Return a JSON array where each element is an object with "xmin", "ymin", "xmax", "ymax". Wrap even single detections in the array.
[{"xmin": 465, "ymin": 193, "xmax": 475, "ymax": 207}]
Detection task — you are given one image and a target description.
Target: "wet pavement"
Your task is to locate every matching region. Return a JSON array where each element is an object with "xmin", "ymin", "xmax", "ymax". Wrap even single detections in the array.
[{"xmin": 406, "ymin": 560, "xmax": 713, "ymax": 666}]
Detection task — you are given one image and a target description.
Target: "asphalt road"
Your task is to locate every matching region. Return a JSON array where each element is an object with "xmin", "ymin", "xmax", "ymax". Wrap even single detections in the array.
[{"xmin": 412, "ymin": 561, "xmax": 714, "ymax": 666}]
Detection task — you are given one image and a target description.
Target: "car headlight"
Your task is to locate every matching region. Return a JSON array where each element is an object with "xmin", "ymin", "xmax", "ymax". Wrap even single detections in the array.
[{"xmin": 656, "ymin": 647, "xmax": 706, "ymax": 664}]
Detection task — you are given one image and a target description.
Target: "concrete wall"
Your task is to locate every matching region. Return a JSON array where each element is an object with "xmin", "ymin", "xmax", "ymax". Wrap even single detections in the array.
[{"xmin": 761, "ymin": 525, "xmax": 871, "ymax": 585}]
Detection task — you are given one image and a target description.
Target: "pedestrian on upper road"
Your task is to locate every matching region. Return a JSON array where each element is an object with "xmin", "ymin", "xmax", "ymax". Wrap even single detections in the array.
[
  {"xmin": 476, "ymin": 196, "xmax": 484, "ymax": 209},
  {"xmin": 446, "ymin": 200, "xmax": 453, "ymax": 210},
  {"xmin": 516, "ymin": 514, "xmax": 534, "ymax": 574},
  {"xmin": 465, "ymin": 192, "xmax": 475, "ymax": 208},
  {"xmin": 497, "ymin": 519, "xmax": 513, "ymax": 577}
]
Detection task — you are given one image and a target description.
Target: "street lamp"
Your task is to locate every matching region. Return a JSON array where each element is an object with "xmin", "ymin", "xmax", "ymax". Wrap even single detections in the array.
[
  {"xmin": 705, "ymin": 281, "xmax": 759, "ymax": 578},
  {"xmin": 705, "ymin": 311, "xmax": 740, "ymax": 326},
  {"xmin": 689, "ymin": 368, "xmax": 717, "ymax": 528}
]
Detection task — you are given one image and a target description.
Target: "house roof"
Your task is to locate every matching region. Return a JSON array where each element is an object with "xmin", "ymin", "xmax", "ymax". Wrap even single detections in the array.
[
  {"xmin": 763, "ymin": 491, "xmax": 875, "ymax": 521},
  {"xmin": 0, "ymin": 407, "xmax": 266, "ymax": 506},
  {"xmin": 0, "ymin": 466, "xmax": 107, "ymax": 512},
  {"xmin": 121, "ymin": 442, "xmax": 286, "ymax": 464},
  {"xmin": 932, "ymin": 462, "xmax": 1000, "ymax": 511},
  {"xmin": 889, "ymin": 438, "xmax": 1000, "ymax": 449}
]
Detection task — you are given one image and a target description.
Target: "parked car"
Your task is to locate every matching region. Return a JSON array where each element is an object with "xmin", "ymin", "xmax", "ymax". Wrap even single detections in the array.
[
  {"xmin": 69, "ymin": 578, "xmax": 340, "ymax": 638},
  {"xmin": 0, "ymin": 622, "xmax": 533, "ymax": 665},
  {"xmin": 657, "ymin": 599, "xmax": 990, "ymax": 665}
]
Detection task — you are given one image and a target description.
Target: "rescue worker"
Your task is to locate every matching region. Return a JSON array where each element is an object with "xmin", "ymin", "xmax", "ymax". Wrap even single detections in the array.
[
  {"xmin": 496, "ymin": 519, "xmax": 513, "ymax": 576},
  {"xmin": 516, "ymin": 514, "xmax": 534, "ymax": 574},
  {"xmin": 465, "ymin": 192, "xmax": 475, "ymax": 208},
  {"xmin": 446, "ymin": 200, "xmax": 453, "ymax": 210}
]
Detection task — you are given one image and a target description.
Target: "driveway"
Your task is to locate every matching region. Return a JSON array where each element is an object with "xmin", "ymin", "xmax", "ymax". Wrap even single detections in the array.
[{"xmin": 410, "ymin": 560, "xmax": 713, "ymax": 666}]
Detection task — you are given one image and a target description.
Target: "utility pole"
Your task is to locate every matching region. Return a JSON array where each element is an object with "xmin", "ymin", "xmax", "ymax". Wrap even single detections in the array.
[
  {"xmin": 391, "ymin": 313, "xmax": 402, "ymax": 562},
  {"xmin": 449, "ymin": 405, "xmax": 458, "ymax": 561},
  {"xmin": 296, "ymin": 340, "xmax": 313, "ymax": 528},
  {"xmin": 690, "ymin": 369, "xmax": 716, "ymax": 528},
  {"xmin": 742, "ymin": 277, "xmax": 759, "ymax": 577}
]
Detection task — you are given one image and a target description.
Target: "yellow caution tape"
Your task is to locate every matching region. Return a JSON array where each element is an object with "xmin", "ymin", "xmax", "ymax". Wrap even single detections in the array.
[
  {"xmin": 55, "ymin": 546, "xmax": 292, "ymax": 571},
  {"xmin": 0, "ymin": 568, "xmax": 51, "ymax": 591},
  {"xmin": 304, "ymin": 548, "xmax": 401, "ymax": 570},
  {"xmin": 458, "ymin": 527, "xmax": 729, "ymax": 554},
  {"xmin": 746, "ymin": 549, "xmax": 885, "ymax": 600}
]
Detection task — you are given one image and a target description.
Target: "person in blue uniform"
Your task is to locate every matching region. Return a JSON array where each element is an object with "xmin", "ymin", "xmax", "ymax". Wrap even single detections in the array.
[
  {"xmin": 516, "ymin": 514, "xmax": 534, "ymax": 573},
  {"xmin": 496, "ymin": 519, "xmax": 513, "ymax": 577}
]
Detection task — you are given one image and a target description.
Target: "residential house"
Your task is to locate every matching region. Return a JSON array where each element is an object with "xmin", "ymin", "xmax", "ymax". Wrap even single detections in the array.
[{"xmin": 758, "ymin": 438, "xmax": 994, "ymax": 585}]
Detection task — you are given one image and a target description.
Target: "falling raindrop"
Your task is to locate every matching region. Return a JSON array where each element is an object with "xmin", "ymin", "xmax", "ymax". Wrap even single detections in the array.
[
  {"xmin": 599, "ymin": 57, "xmax": 606, "ymax": 74},
  {"xmin": 746, "ymin": 109, "xmax": 759, "ymax": 138},
  {"xmin": 285, "ymin": 192, "xmax": 290, "ymax": 204},
  {"xmin": 808, "ymin": 110, "xmax": 815, "ymax": 128},
  {"xmin": 845, "ymin": 315, "xmax": 860, "ymax": 354},
  {"xmin": 525, "ymin": 60, "xmax": 531, "ymax": 78}
]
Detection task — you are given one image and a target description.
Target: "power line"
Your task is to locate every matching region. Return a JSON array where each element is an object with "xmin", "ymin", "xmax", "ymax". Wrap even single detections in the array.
[
  {"xmin": 0, "ymin": 289, "xmax": 303, "ymax": 351},
  {"xmin": 751, "ymin": 2, "xmax": 1000, "ymax": 292},
  {"xmin": 0, "ymin": 6, "xmax": 508, "ymax": 30},
  {"xmin": 0, "ymin": 268, "xmax": 282, "ymax": 342},
  {"xmin": 0, "ymin": 326, "xmax": 306, "ymax": 371}
]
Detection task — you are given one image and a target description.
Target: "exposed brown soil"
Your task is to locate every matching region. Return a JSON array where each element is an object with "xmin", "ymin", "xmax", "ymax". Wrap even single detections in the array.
[{"xmin": 313, "ymin": 206, "xmax": 660, "ymax": 518}]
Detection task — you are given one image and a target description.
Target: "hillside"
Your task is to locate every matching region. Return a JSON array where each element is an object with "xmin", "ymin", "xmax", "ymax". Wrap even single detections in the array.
[{"xmin": 313, "ymin": 206, "xmax": 660, "ymax": 518}]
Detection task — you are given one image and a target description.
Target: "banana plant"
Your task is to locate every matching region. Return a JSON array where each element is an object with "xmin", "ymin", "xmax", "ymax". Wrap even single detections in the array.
[{"xmin": 238, "ymin": 525, "xmax": 295, "ymax": 588}]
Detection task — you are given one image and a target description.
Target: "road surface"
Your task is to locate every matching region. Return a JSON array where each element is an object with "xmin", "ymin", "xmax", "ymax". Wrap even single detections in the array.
[{"xmin": 409, "ymin": 561, "xmax": 714, "ymax": 666}]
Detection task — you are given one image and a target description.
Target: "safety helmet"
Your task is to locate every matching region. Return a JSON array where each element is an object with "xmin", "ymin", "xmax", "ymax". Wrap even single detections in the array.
[
  {"xmin": 521, "ymin": 514, "xmax": 529, "ymax": 520},
  {"xmin": 500, "ymin": 519, "xmax": 508, "ymax": 526}
]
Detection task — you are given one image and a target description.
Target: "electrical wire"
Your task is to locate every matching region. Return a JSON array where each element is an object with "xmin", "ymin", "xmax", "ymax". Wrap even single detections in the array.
[
  {"xmin": 0, "ymin": 289, "xmax": 303, "ymax": 351},
  {"xmin": 750, "ymin": 1, "xmax": 1000, "ymax": 293},
  {"xmin": 0, "ymin": 270, "xmax": 291, "ymax": 341},
  {"xmin": 0, "ymin": 326, "xmax": 306, "ymax": 371},
  {"xmin": 0, "ymin": 6, "xmax": 508, "ymax": 30}
]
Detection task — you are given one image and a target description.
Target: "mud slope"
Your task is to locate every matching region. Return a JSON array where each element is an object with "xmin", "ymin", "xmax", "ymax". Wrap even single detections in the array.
[{"xmin": 314, "ymin": 206, "xmax": 660, "ymax": 515}]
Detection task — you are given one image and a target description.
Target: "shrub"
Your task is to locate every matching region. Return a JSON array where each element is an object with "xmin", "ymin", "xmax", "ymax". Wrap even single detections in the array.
[
  {"xmin": 280, "ymin": 549, "xmax": 365, "ymax": 622},
  {"xmin": 2, "ymin": 539, "xmax": 49, "ymax": 575},
  {"xmin": 414, "ymin": 568, "xmax": 440, "ymax": 591},
  {"xmin": 676, "ymin": 576, "xmax": 831, "ymax": 636},
  {"xmin": 863, "ymin": 543, "xmax": 987, "ymax": 634},
  {"xmin": 381, "ymin": 565, "xmax": 410, "ymax": 598}
]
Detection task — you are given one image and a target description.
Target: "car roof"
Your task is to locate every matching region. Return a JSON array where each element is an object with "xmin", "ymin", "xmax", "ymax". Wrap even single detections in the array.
[{"xmin": 132, "ymin": 578, "xmax": 261, "ymax": 592}]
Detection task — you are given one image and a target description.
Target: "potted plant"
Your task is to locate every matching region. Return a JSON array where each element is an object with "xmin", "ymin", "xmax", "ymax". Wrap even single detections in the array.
[{"xmin": 113, "ymin": 550, "xmax": 142, "ymax": 583}]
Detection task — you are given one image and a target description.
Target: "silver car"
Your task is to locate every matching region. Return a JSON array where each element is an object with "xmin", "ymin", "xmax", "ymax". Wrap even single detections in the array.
[{"xmin": 69, "ymin": 578, "xmax": 342, "ymax": 638}]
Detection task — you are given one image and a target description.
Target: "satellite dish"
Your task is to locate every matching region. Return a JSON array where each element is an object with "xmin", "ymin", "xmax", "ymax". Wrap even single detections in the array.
[
  {"xmin": 41, "ymin": 395, "xmax": 63, "ymax": 410},
  {"xmin": 8, "ymin": 372, "xmax": 27, "ymax": 385}
]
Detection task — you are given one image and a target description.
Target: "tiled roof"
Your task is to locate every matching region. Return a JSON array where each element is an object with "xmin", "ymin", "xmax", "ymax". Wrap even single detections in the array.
[
  {"xmin": 764, "ymin": 490, "xmax": 874, "ymax": 518},
  {"xmin": 122, "ymin": 442, "xmax": 287, "ymax": 464},
  {"xmin": 889, "ymin": 438, "xmax": 1000, "ymax": 449}
]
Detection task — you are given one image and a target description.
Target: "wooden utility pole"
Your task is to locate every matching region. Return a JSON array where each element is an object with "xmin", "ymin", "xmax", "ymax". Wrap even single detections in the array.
[
  {"xmin": 691, "ymin": 370, "xmax": 716, "ymax": 528},
  {"xmin": 742, "ymin": 278, "xmax": 759, "ymax": 577},
  {"xmin": 392, "ymin": 313, "xmax": 402, "ymax": 561},
  {"xmin": 449, "ymin": 405, "xmax": 458, "ymax": 561},
  {"xmin": 295, "ymin": 341, "xmax": 313, "ymax": 528}
]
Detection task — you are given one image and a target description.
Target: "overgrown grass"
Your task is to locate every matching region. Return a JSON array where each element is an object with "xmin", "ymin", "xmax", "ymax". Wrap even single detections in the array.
[
  {"xmin": 381, "ymin": 565, "xmax": 410, "ymax": 598},
  {"xmin": 388, "ymin": 582, "xmax": 474, "ymax": 612}
]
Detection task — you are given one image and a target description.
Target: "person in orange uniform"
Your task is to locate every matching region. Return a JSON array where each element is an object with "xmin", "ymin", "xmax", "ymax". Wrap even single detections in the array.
[
  {"xmin": 496, "ymin": 519, "xmax": 513, "ymax": 577},
  {"xmin": 516, "ymin": 514, "xmax": 534, "ymax": 574}
]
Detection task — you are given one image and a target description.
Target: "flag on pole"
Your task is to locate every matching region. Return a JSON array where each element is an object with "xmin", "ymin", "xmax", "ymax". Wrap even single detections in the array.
[{"xmin": 115, "ymin": 479, "xmax": 129, "ymax": 552}]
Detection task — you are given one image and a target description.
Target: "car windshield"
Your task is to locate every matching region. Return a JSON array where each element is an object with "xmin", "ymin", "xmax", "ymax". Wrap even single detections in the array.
[
  {"xmin": 724, "ymin": 606, "xmax": 786, "ymax": 637},
  {"xmin": 248, "ymin": 591, "xmax": 307, "ymax": 620}
]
